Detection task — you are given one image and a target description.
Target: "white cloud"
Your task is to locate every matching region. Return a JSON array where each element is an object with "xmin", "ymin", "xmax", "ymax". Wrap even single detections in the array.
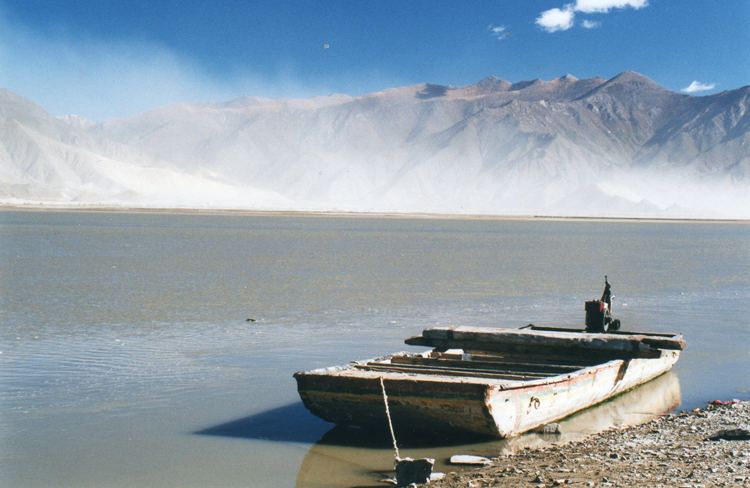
[
  {"xmin": 488, "ymin": 25, "xmax": 511, "ymax": 40},
  {"xmin": 581, "ymin": 20, "xmax": 602, "ymax": 29},
  {"xmin": 681, "ymin": 81, "xmax": 716, "ymax": 94},
  {"xmin": 573, "ymin": 0, "xmax": 648, "ymax": 13},
  {"xmin": 536, "ymin": 7, "xmax": 575, "ymax": 33},
  {"xmin": 537, "ymin": 0, "xmax": 647, "ymax": 33}
]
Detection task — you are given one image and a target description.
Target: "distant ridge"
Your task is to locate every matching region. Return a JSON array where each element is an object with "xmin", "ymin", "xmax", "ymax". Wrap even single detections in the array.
[{"xmin": 2, "ymin": 72, "xmax": 749, "ymax": 218}]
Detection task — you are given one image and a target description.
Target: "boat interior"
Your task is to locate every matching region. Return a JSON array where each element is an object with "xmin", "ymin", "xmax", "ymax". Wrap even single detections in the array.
[
  {"xmin": 348, "ymin": 324, "xmax": 683, "ymax": 382},
  {"xmin": 351, "ymin": 349, "xmax": 594, "ymax": 382}
]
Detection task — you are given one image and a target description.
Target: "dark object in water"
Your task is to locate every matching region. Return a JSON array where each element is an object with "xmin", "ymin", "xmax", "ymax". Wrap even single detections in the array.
[
  {"xmin": 586, "ymin": 276, "xmax": 621, "ymax": 333},
  {"xmin": 708, "ymin": 428, "xmax": 750, "ymax": 441},
  {"xmin": 395, "ymin": 457, "xmax": 434, "ymax": 487}
]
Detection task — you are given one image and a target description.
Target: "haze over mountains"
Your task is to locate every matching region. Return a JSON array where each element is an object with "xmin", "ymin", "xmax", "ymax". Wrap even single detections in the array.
[{"xmin": 2, "ymin": 71, "xmax": 748, "ymax": 218}]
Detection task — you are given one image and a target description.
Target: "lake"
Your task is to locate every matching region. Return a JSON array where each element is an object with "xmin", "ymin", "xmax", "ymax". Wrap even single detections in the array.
[{"xmin": 1, "ymin": 209, "xmax": 748, "ymax": 487}]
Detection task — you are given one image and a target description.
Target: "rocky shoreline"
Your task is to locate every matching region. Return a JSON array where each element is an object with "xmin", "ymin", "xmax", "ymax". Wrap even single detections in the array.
[{"xmin": 424, "ymin": 401, "xmax": 749, "ymax": 487}]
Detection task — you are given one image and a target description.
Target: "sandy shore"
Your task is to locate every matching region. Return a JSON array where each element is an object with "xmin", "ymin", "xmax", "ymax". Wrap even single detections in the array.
[
  {"xmin": 2, "ymin": 204, "xmax": 748, "ymax": 224},
  {"xmin": 426, "ymin": 401, "xmax": 749, "ymax": 488}
]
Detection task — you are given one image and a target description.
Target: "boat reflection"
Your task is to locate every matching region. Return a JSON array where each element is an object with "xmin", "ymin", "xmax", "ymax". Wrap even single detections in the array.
[{"xmin": 295, "ymin": 371, "xmax": 680, "ymax": 488}]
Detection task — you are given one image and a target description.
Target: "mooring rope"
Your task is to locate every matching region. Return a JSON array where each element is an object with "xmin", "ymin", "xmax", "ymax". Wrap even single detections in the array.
[{"xmin": 380, "ymin": 377, "xmax": 400, "ymax": 461}]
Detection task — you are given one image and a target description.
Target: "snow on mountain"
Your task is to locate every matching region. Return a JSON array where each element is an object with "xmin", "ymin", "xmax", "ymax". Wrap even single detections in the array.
[{"xmin": 2, "ymin": 72, "xmax": 749, "ymax": 218}]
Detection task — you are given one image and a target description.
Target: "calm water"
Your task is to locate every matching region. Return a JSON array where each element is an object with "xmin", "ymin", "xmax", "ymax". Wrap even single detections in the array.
[{"xmin": 1, "ymin": 210, "xmax": 748, "ymax": 487}]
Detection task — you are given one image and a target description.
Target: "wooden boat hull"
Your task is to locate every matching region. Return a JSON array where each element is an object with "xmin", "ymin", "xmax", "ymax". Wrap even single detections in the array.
[
  {"xmin": 294, "ymin": 326, "xmax": 683, "ymax": 438},
  {"xmin": 484, "ymin": 351, "xmax": 679, "ymax": 437},
  {"xmin": 296, "ymin": 368, "xmax": 495, "ymax": 435}
]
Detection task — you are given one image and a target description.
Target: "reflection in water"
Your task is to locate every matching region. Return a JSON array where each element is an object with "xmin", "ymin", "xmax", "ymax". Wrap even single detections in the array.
[{"xmin": 295, "ymin": 372, "xmax": 680, "ymax": 488}]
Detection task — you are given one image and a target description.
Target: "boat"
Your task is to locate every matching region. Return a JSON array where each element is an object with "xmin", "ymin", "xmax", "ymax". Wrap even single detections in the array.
[
  {"xmin": 294, "ymin": 280, "xmax": 685, "ymax": 439},
  {"xmin": 294, "ymin": 324, "xmax": 684, "ymax": 438},
  {"xmin": 295, "ymin": 372, "xmax": 681, "ymax": 487}
]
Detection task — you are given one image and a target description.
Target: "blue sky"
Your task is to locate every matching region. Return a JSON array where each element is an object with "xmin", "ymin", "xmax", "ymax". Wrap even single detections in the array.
[{"xmin": 1, "ymin": 0, "xmax": 748, "ymax": 122}]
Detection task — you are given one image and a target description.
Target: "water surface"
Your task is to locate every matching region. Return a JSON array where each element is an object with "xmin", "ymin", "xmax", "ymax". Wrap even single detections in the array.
[{"xmin": 1, "ymin": 210, "xmax": 748, "ymax": 487}]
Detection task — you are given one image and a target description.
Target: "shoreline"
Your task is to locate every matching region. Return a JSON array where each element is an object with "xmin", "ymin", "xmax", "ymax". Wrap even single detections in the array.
[
  {"xmin": 424, "ymin": 401, "xmax": 750, "ymax": 487},
  {"xmin": 1, "ymin": 204, "xmax": 748, "ymax": 225}
]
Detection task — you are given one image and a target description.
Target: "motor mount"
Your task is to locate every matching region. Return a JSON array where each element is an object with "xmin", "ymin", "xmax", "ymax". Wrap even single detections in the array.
[{"xmin": 585, "ymin": 276, "xmax": 621, "ymax": 333}]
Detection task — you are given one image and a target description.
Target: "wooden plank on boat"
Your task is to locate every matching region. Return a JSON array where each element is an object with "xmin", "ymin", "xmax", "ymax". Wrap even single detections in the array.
[
  {"xmin": 353, "ymin": 362, "xmax": 552, "ymax": 380},
  {"xmin": 390, "ymin": 355, "xmax": 581, "ymax": 374},
  {"xmin": 404, "ymin": 335, "xmax": 664, "ymax": 359},
  {"xmin": 524, "ymin": 324, "xmax": 680, "ymax": 339},
  {"xmin": 453, "ymin": 351, "xmax": 600, "ymax": 368},
  {"xmin": 371, "ymin": 360, "xmax": 556, "ymax": 378},
  {"xmin": 417, "ymin": 326, "xmax": 685, "ymax": 352}
]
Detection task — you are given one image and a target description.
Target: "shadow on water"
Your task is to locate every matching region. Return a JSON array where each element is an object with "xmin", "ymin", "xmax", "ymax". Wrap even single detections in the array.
[
  {"xmin": 195, "ymin": 402, "xmax": 332, "ymax": 444},
  {"xmin": 195, "ymin": 401, "xmax": 508, "ymax": 449}
]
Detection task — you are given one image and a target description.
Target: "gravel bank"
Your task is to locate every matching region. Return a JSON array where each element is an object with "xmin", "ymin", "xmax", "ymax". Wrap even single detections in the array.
[{"xmin": 425, "ymin": 401, "xmax": 750, "ymax": 487}]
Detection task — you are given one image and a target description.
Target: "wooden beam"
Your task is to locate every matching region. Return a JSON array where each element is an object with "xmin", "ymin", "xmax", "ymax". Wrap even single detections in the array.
[
  {"xmin": 390, "ymin": 355, "xmax": 581, "ymax": 374},
  {"xmin": 405, "ymin": 336, "xmax": 663, "ymax": 360},
  {"xmin": 379, "ymin": 360, "xmax": 556, "ymax": 378},
  {"xmin": 423, "ymin": 326, "xmax": 686, "ymax": 351},
  {"xmin": 430, "ymin": 351, "xmax": 599, "ymax": 368},
  {"xmin": 354, "ymin": 362, "xmax": 553, "ymax": 380}
]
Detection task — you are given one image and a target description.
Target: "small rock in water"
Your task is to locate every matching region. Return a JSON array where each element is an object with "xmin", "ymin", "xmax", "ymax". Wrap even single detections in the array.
[
  {"xmin": 534, "ymin": 422, "xmax": 562, "ymax": 434},
  {"xmin": 708, "ymin": 428, "xmax": 750, "ymax": 441},
  {"xmin": 450, "ymin": 455, "xmax": 492, "ymax": 466}
]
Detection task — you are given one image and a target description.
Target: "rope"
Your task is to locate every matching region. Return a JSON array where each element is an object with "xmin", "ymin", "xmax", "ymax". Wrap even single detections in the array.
[{"xmin": 380, "ymin": 377, "xmax": 400, "ymax": 461}]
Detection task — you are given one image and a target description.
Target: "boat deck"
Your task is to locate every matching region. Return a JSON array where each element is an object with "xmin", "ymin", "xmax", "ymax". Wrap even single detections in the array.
[
  {"xmin": 359, "ymin": 351, "xmax": 588, "ymax": 377},
  {"xmin": 313, "ymin": 348, "xmax": 602, "ymax": 387}
]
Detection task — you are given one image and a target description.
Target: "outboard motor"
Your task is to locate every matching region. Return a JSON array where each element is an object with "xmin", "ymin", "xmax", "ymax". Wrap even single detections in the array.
[{"xmin": 585, "ymin": 276, "xmax": 621, "ymax": 333}]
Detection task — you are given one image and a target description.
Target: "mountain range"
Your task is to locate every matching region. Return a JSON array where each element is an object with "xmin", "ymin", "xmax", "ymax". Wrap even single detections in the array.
[{"xmin": 1, "ymin": 71, "xmax": 748, "ymax": 218}]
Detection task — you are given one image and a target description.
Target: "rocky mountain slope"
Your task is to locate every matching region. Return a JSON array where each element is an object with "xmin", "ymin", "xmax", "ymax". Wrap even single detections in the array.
[
  {"xmin": 2, "ymin": 72, "xmax": 748, "ymax": 217},
  {"xmin": 0, "ymin": 89, "xmax": 291, "ymax": 209}
]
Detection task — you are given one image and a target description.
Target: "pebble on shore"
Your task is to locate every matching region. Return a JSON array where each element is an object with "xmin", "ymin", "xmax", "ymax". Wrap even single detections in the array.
[{"xmin": 422, "ymin": 401, "xmax": 750, "ymax": 488}]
